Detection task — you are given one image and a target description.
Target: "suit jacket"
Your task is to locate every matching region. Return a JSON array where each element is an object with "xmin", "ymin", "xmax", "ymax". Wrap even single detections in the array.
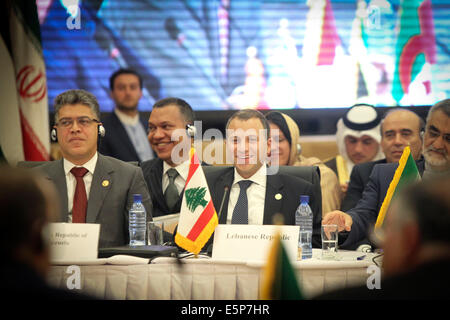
[
  {"xmin": 140, "ymin": 158, "xmax": 184, "ymax": 218},
  {"xmin": 341, "ymin": 159, "xmax": 387, "ymax": 211},
  {"xmin": 37, "ymin": 154, "xmax": 153, "ymax": 248},
  {"xmin": 342, "ymin": 158, "xmax": 425, "ymax": 248},
  {"xmin": 204, "ymin": 166, "xmax": 322, "ymax": 247},
  {"xmin": 324, "ymin": 157, "xmax": 338, "ymax": 178},
  {"xmin": 99, "ymin": 111, "xmax": 153, "ymax": 162}
]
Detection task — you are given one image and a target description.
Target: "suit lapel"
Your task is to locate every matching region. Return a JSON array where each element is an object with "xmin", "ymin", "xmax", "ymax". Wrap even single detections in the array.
[
  {"xmin": 86, "ymin": 154, "xmax": 113, "ymax": 223},
  {"xmin": 46, "ymin": 160, "xmax": 69, "ymax": 222},
  {"xmin": 263, "ymin": 174, "xmax": 284, "ymax": 225},
  {"xmin": 150, "ymin": 159, "xmax": 171, "ymax": 213},
  {"xmin": 111, "ymin": 112, "xmax": 140, "ymax": 160}
]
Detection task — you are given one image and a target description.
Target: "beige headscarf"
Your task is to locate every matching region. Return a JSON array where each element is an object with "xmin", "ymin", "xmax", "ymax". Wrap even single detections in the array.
[{"xmin": 267, "ymin": 112, "xmax": 342, "ymax": 213}]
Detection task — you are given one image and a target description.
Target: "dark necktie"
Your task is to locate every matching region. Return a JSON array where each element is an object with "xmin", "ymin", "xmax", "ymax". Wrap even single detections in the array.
[
  {"xmin": 164, "ymin": 168, "xmax": 179, "ymax": 210},
  {"xmin": 231, "ymin": 180, "xmax": 253, "ymax": 224},
  {"xmin": 70, "ymin": 167, "xmax": 88, "ymax": 223}
]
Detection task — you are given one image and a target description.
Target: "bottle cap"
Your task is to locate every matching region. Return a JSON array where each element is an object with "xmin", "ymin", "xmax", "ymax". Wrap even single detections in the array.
[
  {"xmin": 133, "ymin": 194, "xmax": 142, "ymax": 202},
  {"xmin": 300, "ymin": 195, "xmax": 309, "ymax": 204}
]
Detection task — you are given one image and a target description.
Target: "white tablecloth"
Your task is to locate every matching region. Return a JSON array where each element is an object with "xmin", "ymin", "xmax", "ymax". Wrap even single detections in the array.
[{"xmin": 47, "ymin": 249, "xmax": 378, "ymax": 300}]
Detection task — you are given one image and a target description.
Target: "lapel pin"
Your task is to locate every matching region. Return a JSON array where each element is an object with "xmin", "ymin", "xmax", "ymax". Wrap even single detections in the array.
[
  {"xmin": 102, "ymin": 180, "xmax": 110, "ymax": 187},
  {"xmin": 275, "ymin": 193, "xmax": 282, "ymax": 200}
]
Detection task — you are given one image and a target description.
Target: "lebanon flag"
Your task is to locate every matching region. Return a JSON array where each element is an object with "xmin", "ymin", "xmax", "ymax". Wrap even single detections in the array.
[
  {"xmin": 374, "ymin": 146, "xmax": 421, "ymax": 234},
  {"xmin": 392, "ymin": 0, "xmax": 436, "ymax": 103},
  {"xmin": 0, "ymin": 0, "xmax": 50, "ymax": 164},
  {"xmin": 175, "ymin": 147, "xmax": 218, "ymax": 254}
]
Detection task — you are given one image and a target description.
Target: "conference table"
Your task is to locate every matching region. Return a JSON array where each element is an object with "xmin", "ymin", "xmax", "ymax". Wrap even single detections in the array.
[{"xmin": 47, "ymin": 249, "xmax": 380, "ymax": 300}]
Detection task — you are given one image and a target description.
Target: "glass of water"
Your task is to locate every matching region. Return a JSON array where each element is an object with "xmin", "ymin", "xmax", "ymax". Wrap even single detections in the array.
[
  {"xmin": 147, "ymin": 221, "xmax": 164, "ymax": 246},
  {"xmin": 321, "ymin": 224, "xmax": 339, "ymax": 260}
]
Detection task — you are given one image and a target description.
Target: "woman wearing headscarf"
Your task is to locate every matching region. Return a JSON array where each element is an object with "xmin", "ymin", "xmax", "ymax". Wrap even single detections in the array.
[{"xmin": 265, "ymin": 111, "xmax": 342, "ymax": 215}]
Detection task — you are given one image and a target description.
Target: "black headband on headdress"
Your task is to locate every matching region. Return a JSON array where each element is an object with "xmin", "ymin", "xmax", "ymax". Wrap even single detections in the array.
[{"xmin": 342, "ymin": 104, "xmax": 381, "ymax": 131}]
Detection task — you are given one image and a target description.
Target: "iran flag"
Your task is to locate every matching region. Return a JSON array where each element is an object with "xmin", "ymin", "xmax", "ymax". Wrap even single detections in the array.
[
  {"xmin": 0, "ymin": 0, "xmax": 50, "ymax": 164},
  {"xmin": 175, "ymin": 148, "xmax": 218, "ymax": 255}
]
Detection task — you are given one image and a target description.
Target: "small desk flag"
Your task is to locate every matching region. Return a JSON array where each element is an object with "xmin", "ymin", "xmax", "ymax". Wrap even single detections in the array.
[
  {"xmin": 175, "ymin": 147, "xmax": 218, "ymax": 254},
  {"xmin": 375, "ymin": 146, "xmax": 421, "ymax": 232}
]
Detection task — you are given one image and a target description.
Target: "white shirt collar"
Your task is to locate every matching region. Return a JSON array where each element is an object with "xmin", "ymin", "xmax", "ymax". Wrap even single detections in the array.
[
  {"xmin": 233, "ymin": 164, "xmax": 267, "ymax": 187},
  {"xmin": 163, "ymin": 159, "xmax": 190, "ymax": 181},
  {"xmin": 63, "ymin": 152, "xmax": 98, "ymax": 176},
  {"xmin": 114, "ymin": 108, "xmax": 139, "ymax": 126}
]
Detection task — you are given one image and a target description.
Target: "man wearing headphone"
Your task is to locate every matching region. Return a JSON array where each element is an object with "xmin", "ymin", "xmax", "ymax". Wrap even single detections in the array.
[
  {"xmin": 140, "ymin": 97, "xmax": 195, "ymax": 218},
  {"xmin": 341, "ymin": 109, "xmax": 424, "ymax": 212},
  {"xmin": 324, "ymin": 99, "xmax": 450, "ymax": 251},
  {"xmin": 40, "ymin": 89, "xmax": 152, "ymax": 248}
]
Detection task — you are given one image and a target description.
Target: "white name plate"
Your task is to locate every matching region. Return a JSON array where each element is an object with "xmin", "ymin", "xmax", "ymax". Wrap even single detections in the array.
[
  {"xmin": 212, "ymin": 224, "xmax": 299, "ymax": 262},
  {"xmin": 47, "ymin": 223, "xmax": 100, "ymax": 263}
]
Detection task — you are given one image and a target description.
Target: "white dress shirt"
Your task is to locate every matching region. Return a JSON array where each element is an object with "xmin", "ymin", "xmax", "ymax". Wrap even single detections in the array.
[
  {"xmin": 226, "ymin": 165, "xmax": 267, "ymax": 225},
  {"xmin": 63, "ymin": 152, "xmax": 98, "ymax": 223},
  {"xmin": 162, "ymin": 160, "xmax": 190, "ymax": 195}
]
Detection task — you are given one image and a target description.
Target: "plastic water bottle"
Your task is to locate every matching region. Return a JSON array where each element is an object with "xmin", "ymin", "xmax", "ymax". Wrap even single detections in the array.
[
  {"xmin": 129, "ymin": 194, "xmax": 146, "ymax": 246},
  {"xmin": 295, "ymin": 195, "xmax": 313, "ymax": 259}
]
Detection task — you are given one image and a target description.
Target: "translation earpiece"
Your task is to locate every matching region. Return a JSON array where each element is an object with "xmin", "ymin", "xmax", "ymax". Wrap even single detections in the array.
[
  {"xmin": 50, "ymin": 128, "xmax": 58, "ymax": 142},
  {"xmin": 297, "ymin": 143, "xmax": 302, "ymax": 155},
  {"xmin": 186, "ymin": 124, "xmax": 196, "ymax": 137},
  {"xmin": 98, "ymin": 124, "xmax": 106, "ymax": 138}
]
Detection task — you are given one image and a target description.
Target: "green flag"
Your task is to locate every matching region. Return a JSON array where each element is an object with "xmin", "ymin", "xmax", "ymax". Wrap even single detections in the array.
[
  {"xmin": 375, "ymin": 146, "xmax": 421, "ymax": 231},
  {"xmin": 261, "ymin": 233, "xmax": 303, "ymax": 300}
]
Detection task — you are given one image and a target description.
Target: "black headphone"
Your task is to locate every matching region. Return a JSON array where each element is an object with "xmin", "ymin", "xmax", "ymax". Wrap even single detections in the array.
[{"xmin": 51, "ymin": 124, "xmax": 106, "ymax": 142}]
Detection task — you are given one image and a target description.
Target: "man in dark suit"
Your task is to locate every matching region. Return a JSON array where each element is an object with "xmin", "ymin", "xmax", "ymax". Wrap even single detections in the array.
[
  {"xmin": 316, "ymin": 176, "xmax": 450, "ymax": 300},
  {"xmin": 341, "ymin": 109, "xmax": 424, "ymax": 211},
  {"xmin": 205, "ymin": 109, "xmax": 322, "ymax": 247},
  {"xmin": 0, "ymin": 166, "xmax": 93, "ymax": 300},
  {"xmin": 140, "ymin": 98, "xmax": 195, "ymax": 217},
  {"xmin": 99, "ymin": 69, "xmax": 154, "ymax": 162},
  {"xmin": 38, "ymin": 89, "xmax": 152, "ymax": 248},
  {"xmin": 323, "ymin": 99, "xmax": 450, "ymax": 249}
]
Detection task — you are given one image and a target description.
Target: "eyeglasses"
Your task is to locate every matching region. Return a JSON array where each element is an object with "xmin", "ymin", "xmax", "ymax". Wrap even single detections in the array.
[{"xmin": 55, "ymin": 117, "xmax": 100, "ymax": 128}]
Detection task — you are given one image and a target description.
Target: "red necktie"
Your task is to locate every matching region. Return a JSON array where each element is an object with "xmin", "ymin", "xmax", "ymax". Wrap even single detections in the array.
[{"xmin": 70, "ymin": 167, "xmax": 88, "ymax": 223}]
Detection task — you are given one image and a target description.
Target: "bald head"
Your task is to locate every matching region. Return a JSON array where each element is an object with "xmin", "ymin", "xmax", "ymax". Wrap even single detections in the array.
[{"xmin": 380, "ymin": 109, "xmax": 424, "ymax": 163}]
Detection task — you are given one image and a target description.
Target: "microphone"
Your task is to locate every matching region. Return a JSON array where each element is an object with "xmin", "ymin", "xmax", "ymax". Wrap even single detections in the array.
[
  {"xmin": 206, "ymin": 185, "xmax": 229, "ymax": 256},
  {"xmin": 217, "ymin": 185, "xmax": 230, "ymax": 224}
]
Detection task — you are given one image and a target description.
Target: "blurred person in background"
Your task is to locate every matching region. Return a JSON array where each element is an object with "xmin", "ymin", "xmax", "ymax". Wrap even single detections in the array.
[
  {"xmin": 0, "ymin": 166, "xmax": 93, "ymax": 300},
  {"xmin": 341, "ymin": 108, "xmax": 424, "ymax": 211},
  {"xmin": 316, "ymin": 176, "xmax": 450, "ymax": 299},
  {"xmin": 325, "ymin": 104, "xmax": 384, "ymax": 195}
]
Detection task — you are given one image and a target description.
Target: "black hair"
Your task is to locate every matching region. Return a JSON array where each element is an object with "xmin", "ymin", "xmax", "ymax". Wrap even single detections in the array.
[{"xmin": 109, "ymin": 68, "xmax": 143, "ymax": 91}]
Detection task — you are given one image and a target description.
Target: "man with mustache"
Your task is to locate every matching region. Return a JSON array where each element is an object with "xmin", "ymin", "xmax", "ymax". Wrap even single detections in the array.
[
  {"xmin": 140, "ymin": 97, "xmax": 194, "ymax": 217},
  {"xmin": 323, "ymin": 99, "xmax": 450, "ymax": 249},
  {"xmin": 36, "ymin": 89, "xmax": 153, "ymax": 248},
  {"xmin": 341, "ymin": 109, "xmax": 424, "ymax": 212}
]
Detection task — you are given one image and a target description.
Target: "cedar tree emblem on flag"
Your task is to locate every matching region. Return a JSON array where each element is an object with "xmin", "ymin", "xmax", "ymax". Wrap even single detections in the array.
[{"xmin": 185, "ymin": 187, "xmax": 208, "ymax": 212}]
